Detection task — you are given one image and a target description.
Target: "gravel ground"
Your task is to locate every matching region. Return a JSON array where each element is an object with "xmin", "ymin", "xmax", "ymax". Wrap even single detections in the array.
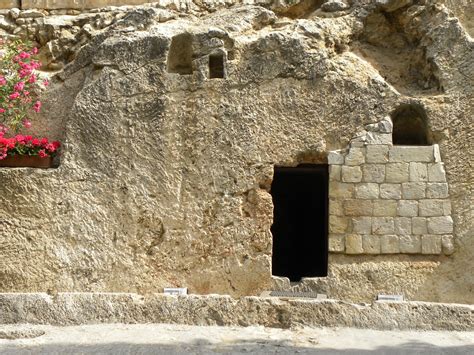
[{"xmin": 0, "ymin": 323, "xmax": 473, "ymax": 354}]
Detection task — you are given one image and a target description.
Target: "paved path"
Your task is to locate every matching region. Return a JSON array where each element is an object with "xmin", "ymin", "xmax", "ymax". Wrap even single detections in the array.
[{"xmin": 0, "ymin": 323, "xmax": 473, "ymax": 354}]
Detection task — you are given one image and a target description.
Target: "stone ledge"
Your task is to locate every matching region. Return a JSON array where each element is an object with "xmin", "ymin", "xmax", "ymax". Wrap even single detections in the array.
[{"xmin": 0, "ymin": 293, "xmax": 472, "ymax": 331}]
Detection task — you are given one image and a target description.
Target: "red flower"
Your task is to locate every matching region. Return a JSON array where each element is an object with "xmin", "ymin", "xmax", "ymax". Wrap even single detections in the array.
[{"xmin": 38, "ymin": 149, "xmax": 48, "ymax": 158}]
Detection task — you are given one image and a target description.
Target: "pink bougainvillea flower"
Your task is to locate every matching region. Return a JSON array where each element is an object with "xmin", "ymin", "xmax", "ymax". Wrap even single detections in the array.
[
  {"xmin": 38, "ymin": 149, "xmax": 48, "ymax": 158},
  {"xmin": 42, "ymin": 79, "xmax": 49, "ymax": 86},
  {"xmin": 40, "ymin": 137, "xmax": 48, "ymax": 146},
  {"xmin": 0, "ymin": 108, "xmax": 5, "ymax": 114},
  {"xmin": 28, "ymin": 74, "xmax": 36, "ymax": 84},
  {"xmin": 22, "ymin": 119, "xmax": 32, "ymax": 129},
  {"xmin": 31, "ymin": 47, "xmax": 38, "ymax": 55},
  {"xmin": 33, "ymin": 101, "xmax": 42, "ymax": 113},
  {"xmin": 31, "ymin": 138, "xmax": 41, "ymax": 146},
  {"xmin": 23, "ymin": 90, "xmax": 30, "ymax": 96},
  {"xmin": 9, "ymin": 92, "xmax": 20, "ymax": 100},
  {"xmin": 14, "ymin": 81, "xmax": 25, "ymax": 91},
  {"xmin": 0, "ymin": 76, "xmax": 6, "ymax": 86},
  {"xmin": 19, "ymin": 51, "xmax": 30, "ymax": 59}
]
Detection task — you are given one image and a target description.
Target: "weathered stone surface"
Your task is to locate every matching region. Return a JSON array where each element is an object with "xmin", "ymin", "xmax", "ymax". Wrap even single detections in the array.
[
  {"xmin": 329, "ymin": 165, "xmax": 341, "ymax": 181},
  {"xmin": 366, "ymin": 145, "xmax": 389, "ymax": 164},
  {"xmin": 329, "ymin": 182, "xmax": 355, "ymax": 199},
  {"xmin": 328, "ymin": 151, "xmax": 345, "ymax": 165},
  {"xmin": 421, "ymin": 235, "xmax": 442, "ymax": 254},
  {"xmin": 385, "ymin": 163, "xmax": 409, "ymax": 183},
  {"xmin": 0, "ymin": 1, "xmax": 470, "ymax": 305},
  {"xmin": 321, "ymin": 0, "xmax": 350, "ymax": 12},
  {"xmin": 394, "ymin": 217, "xmax": 411, "ymax": 235},
  {"xmin": 329, "ymin": 199, "xmax": 344, "ymax": 216},
  {"xmin": 329, "ymin": 215, "xmax": 349, "ymax": 234},
  {"xmin": 345, "ymin": 148, "xmax": 365, "ymax": 166},
  {"xmin": 426, "ymin": 183, "xmax": 449, "ymax": 199},
  {"xmin": 389, "ymin": 146, "xmax": 435, "ymax": 163},
  {"xmin": 399, "ymin": 235, "xmax": 422, "ymax": 254},
  {"xmin": 397, "ymin": 200, "xmax": 418, "ymax": 217},
  {"xmin": 342, "ymin": 166, "xmax": 363, "ymax": 183},
  {"xmin": 372, "ymin": 217, "xmax": 395, "ymax": 235},
  {"xmin": 428, "ymin": 163, "xmax": 447, "ymax": 182},
  {"xmin": 345, "ymin": 234, "xmax": 363, "ymax": 254},
  {"xmin": 355, "ymin": 183, "xmax": 379, "ymax": 199},
  {"xmin": 0, "ymin": 293, "xmax": 473, "ymax": 331},
  {"xmin": 0, "ymin": 1, "xmax": 19, "ymax": 9},
  {"xmin": 380, "ymin": 183, "xmax": 401, "ymax": 199},
  {"xmin": 362, "ymin": 235, "xmax": 381, "ymax": 254},
  {"xmin": 372, "ymin": 200, "xmax": 397, "ymax": 217},
  {"xmin": 428, "ymin": 216, "xmax": 454, "ymax": 234},
  {"xmin": 344, "ymin": 200, "xmax": 373, "ymax": 216},
  {"xmin": 329, "ymin": 234, "xmax": 345, "ymax": 253},
  {"xmin": 362, "ymin": 164, "xmax": 385, "ymax": 183},
  {"xmin": 380, "ymin": 235, "xmax": 399, "ymax": 254},
  {"xmin": 441, "ymin": 235, "xmax": 455, "ymax": 256},
  {"xmin": 402, "ymin": 183, "xmax": 426, "ymax": 199},
  {"xmin": 409, "ymin": 162, "xmax": 428, "ymax": 182},
  {"xmin": 412, "ymin": 217, "xmax": 428, "ymax": 235},
  {"xmin": 419, "ymin": 199, "xmax": 451, "ymax": 217},
  {"xmin": 352, "ymin": 217, "xmax": 372, "ymax": 234}
]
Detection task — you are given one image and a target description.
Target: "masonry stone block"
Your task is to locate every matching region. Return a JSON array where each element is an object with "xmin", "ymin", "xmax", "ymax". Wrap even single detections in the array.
[
  {"xmin": 329, "ymin": 165, "xmax": 341, "ymax": 181},
  {"xmin": 346, "ymin": 234, "xmax": 363, "ymax": 254},
  {"xmin": 409, "ymin": 162, "xmax": 428, "ymax": 182},
  {"xmin": 399, "ymin": 235, "xmax": 422, "ymax": 254},
  {"xmin": 329, "ymin": 182, "xmax": 355, "ymax": 198},
  {"xmin": 380, "ymin": 184, "xmax": 402, "ymax": 199},
  {"xmin": 329, "ymin": 234, "xmax": 345, "ymax": 253},
  {"xmin": 389, "ymin": 146, "xmax": 435, "ymax": 163},
  {"xmin": 372, "ymin": 217, "xmax": 395, "ymax": 234},
  {"xmin": 362, "ymin": 235, "xmax": 381, "ymax": 254},
  {"xmin": 344, "ymin": 199, "xmax": 373, "ymax": 216},
  {"xmin": 427, "ymin": 216, "xmax": 454, "ymax": 234},
  {"xmin": 419, "ymin": 199, "xmax": 451, "ymax": 217},
  {"xmin": 441, "ymin": 235, "xmax": 455, "ymax": 255},
  {"xmin": 328, "ymin": 150, "xmax": 345, "ymax": 165},
  {"xmin": 362, "ymin": 164, "xmax": 385, "ymax": 183},
  {"xmin": 342, "ymin": 166, "xmax": 362, "ymax": 183},
  {"xmin": 355, "ymin": 183, "xmax": 379, "ymax": 199},
  {"xmin": 412, "ymin": 217, "xmax": 428, "ymax": 234},
  {"xmin": 398, "ymin": 200, "xmax": 418, "ymax": 216},
  {"xmin": 402, "ymin": 182, "xmax": 426, "ymax": 199},
  {"xmin": 352, "ymin": 217, "xmax": 372, "ymax": 234},
  {"xmin": 426, "ymin": 183, "xmax": 449, "ymax": 199},
  {"xmin": 345, "ymin": 148, "xmax": 365, "ymax": 165},
  {"xmin": 0, "ymin": 1, "xmax": 19, "ymax": 9},
  {"xmin": 329, "ymin": 199, "xmax": 344, "ymax": 216},
  {"xmin": 329, "ymin": 215, "xmax": 349, "ymax": 234},
  {"xmin": 385, "ymin": 163, "xmax": 409, "ymax": 183},
  {"xmin": 395, "ymin": 217, "xmax": 411, "ymax": 235},
  {"xmin": 372, "ymin": 200, "xmax": 397, "ymax": 216},
  {"xmin": 428, "ymin": 163, "xmax": 447, "ymax": 182},
  {"xmin": 433, "ymin": 144, "xmax": 442, "ymax": 162},
  {"xmin": 421, "ymin": 235, "xmax": 442, "ymax": 254},
  {"xmin": 381, "ymin": 235, "xmax": 400, "ymax": 254},
  {"xmin": 366, "ymin": 132, "xmax": 392, "ymax": 145},
  {"xmin": 366, "ymin": 145, "xmax": 389, "ymax": 163}
]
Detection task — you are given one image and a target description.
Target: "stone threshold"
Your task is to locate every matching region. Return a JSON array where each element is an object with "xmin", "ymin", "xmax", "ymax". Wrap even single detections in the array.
[{"xmin": 0, "ymin": 293, "xmax": 472, "ymax": 331}]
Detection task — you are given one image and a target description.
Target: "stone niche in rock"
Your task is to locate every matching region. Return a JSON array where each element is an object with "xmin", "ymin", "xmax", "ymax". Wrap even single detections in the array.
[
  {"xmin": 167, "ymin": 32, "xmax": 194, "ymax": 75},
  {"xmin": 392, "ymin": 104, "xmax": 431, "ymax": 146}
]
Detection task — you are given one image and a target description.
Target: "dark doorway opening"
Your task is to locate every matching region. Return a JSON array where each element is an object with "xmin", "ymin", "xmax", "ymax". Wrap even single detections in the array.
[
  {"xmin": 167, "ymin": 33, "xmax": 193, "ymax": 75},
  {"xmin": 209, "ymin": 53, "xmax": 225, "ymax": 79},
  {"xmin": 271, "ymin": 164, "xmax": 328, "ymax": 281}
]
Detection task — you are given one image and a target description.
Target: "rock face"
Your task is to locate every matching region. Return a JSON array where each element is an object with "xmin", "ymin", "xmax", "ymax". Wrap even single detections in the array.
[
  {"xmin": 0, "ymin": 0, "xmax": 473, "ymax": 303},
  {"xmin": 0, "ymin": 293, "xmax": 473, "ymax": 331}
]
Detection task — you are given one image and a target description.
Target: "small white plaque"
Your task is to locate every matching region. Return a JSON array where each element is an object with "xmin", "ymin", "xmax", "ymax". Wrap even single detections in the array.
[
  {"xmin": 377, "ymin": 294, "xmax": 404, "ymax": 301},
  {"xmin": 164, "ymin": 287, "xmax": 188, "ymax": 296}
]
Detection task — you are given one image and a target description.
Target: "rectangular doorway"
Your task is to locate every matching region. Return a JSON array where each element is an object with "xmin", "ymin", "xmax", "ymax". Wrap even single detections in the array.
[{"xmin": 270, "ymin": 164, "xmax": 328, "ymax": 281}]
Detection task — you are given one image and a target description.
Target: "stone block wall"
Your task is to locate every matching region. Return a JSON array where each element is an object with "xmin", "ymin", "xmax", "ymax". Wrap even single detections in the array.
[{"xmin": 328, "ymin": 117, "xmax": 454, "ymax": 256}]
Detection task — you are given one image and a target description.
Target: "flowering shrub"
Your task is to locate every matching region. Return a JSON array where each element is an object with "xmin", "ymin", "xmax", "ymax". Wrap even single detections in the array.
[
  {"xmin": 0, "ymin": 38, "xmax": 47, "ymax": 132},
  {"xmin": 0, "ymin": 127, "xmax": 60, "ymax": 160},
  {"xmin": 0, "ymin": 38, "xmax": 59, "ymax": 162}
]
